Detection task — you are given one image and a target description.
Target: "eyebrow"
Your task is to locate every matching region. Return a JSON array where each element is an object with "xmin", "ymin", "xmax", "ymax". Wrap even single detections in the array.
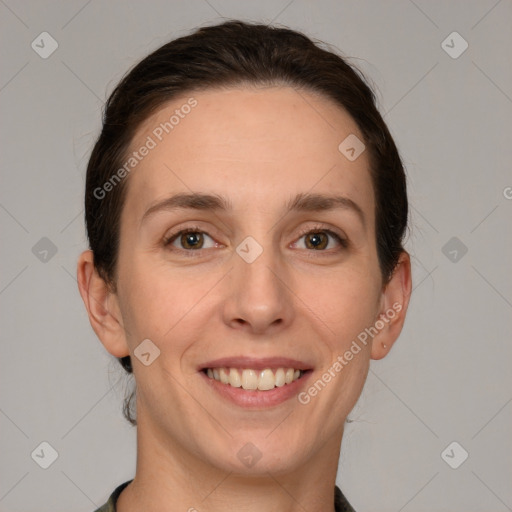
[{"xmin": 141, "ymin": 191, "xmax": 366, "ymax": 227}]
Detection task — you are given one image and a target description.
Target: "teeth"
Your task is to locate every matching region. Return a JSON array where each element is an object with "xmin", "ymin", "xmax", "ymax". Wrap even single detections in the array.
[
  {"xmin": 229, "ymin": 367, "xmax": 241, "ymax": 387},
  {"xmin": 241, "ymin": 369, "xmax": 258, "ymax": 390},
  {"xmin": 275, "ymin": 368, "xmax": 285, "ymax": 387},
  {"xmin": 219, "ymin": 368, "xmax": 229, "ymax": 384},
  {"xmin": 258, "ymin": 369, "xmax": 275, "ymax": 390},
  {"xmin": 205, "ymin": 367, "xmax": 304, "ymax": 391}
]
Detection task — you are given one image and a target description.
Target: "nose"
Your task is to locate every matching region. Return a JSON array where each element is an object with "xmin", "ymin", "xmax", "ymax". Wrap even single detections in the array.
[{"xmin": 222, "ymin": 240, "xmax": 295, "ymax": 335}]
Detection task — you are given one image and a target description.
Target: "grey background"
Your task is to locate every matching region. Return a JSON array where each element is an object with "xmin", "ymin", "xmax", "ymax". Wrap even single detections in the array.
[{"xmin": 1, "ymin": 1, "xmax": 511, "ymax": 511}]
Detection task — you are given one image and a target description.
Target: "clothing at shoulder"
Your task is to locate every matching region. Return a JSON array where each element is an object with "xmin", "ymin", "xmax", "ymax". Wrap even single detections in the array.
[
  {"xmin": 92, "ymin": 481, "xmax": 356, "ymax": 512},
  {"xmin": 335, "ymin": 485, "xmax": 357, "ymax": 512},
  {"xmin": 92, "ymin": 480, "xmax": 132, "ymax": 512}
]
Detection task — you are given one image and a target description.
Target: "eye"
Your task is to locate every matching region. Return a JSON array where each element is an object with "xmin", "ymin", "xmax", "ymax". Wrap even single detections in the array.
[
  {"xmin": 163, "ymin": 227, "xmax": 217, "ymax": 252},
  {"xmin": 162, "ymin": 225, "xmax": 348, "ymax": 255},
  {"xmin": 293, "ymin": 227, "xmax": 348, "ymax": 251}
]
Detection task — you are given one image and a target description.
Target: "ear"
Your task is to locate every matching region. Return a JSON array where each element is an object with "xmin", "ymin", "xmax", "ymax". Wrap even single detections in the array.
[
  {"xmin": 77, "ymin": 250, "xmax": 130, "ymax": 358},
  {"xmin": 371, "ymin": 251, "xmax": 412, "ymax": 360}
]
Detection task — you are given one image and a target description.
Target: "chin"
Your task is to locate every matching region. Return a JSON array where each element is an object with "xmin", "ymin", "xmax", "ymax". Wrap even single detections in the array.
[{"xmin": 200, "ymin": 429, "xmax": 315, "ymax": 476}]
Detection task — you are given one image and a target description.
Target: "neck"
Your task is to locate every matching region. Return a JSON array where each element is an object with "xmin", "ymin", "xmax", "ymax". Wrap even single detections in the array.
[{"xmin": 117, "ymin": 415, "xmax": 344, "ymax": 512}]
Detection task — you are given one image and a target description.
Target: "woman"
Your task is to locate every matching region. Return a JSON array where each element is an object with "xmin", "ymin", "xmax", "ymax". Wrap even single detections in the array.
[{"xmin": 77, "ymin": 20, "xmax": 412, "ymax": 512}]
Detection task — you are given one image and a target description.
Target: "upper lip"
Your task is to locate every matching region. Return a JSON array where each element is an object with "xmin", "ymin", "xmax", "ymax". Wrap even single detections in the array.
[{"xmin": 198, "ymin": 356, "xmax": 313, "ymax": 372}]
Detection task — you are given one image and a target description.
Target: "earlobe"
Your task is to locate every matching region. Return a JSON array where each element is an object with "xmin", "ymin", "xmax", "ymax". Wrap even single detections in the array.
[
  {"xmin": 76, "ymin": 250, "xmax": 130, "ymax": 358},
  {"xmin": 371, "ymin": 251, "xmax": 412, "ymax": 360}
]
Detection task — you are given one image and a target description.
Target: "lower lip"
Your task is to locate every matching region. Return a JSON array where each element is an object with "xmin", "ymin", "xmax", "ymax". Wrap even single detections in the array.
[{"xmin": 200, "ymin": 371, "xmax": 313, "ymax": 408}]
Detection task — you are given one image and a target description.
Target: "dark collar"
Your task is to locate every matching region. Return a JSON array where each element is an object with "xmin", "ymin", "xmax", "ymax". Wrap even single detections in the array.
[
  {"xmin": 335, "ymin": 484, "xmax": 356, "ymax": 512},
  {"xmin": 94, "ymin": 480, "xmax": 356, "ymax": 511}
]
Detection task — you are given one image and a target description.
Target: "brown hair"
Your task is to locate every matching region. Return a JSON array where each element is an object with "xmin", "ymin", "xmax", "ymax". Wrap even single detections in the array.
[{"xmin": 85, "ymin": 20, "xmax": 408, "ymax": 425}]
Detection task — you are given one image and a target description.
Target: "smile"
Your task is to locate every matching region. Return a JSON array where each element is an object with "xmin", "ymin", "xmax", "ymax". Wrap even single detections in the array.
[
  {"xmin": 199, "ymin": 357, "xmax": 313, "ymax": 408},
  {"xmin": 204, "ymin": 367, "xmax": 305, "ymax": 391}
]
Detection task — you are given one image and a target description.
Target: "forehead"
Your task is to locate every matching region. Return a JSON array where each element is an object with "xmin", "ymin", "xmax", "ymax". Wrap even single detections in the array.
[{"xmin": 123, "ymin": 86, "xmax": 374, "ymax": 224}]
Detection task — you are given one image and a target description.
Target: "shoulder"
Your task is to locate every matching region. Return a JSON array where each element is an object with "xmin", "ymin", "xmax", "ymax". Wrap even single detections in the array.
[
  {"xmin": 335, "ymin": 485, "xmax": 357, "ymax": 512},
  {"xmin": 91, "ymin": 480, "xmax": 132, "ymax": 512}
]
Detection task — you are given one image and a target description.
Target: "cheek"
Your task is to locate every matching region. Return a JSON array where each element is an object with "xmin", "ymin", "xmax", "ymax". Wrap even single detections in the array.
[
  {"xmin": 293, "ymin": 270, "xmax": 379, "ymax": 434},
  {"xmin": 296, "ymin": 265, "xmax": 381, "ymax": 347},
  {"xmin": 117, "ymin": 257, "xmax": 215, "ymax": 355}
]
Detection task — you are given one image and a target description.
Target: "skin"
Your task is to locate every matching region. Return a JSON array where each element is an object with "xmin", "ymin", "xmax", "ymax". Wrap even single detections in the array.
[{"xmin": 77, "ymin": 86, "xmax": 411, "ymax": 512}]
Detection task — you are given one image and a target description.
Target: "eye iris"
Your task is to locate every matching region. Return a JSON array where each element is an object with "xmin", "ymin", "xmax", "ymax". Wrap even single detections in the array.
[
  {"xmin": 305, "ymin": 232, "xmax": 328, "ymax": 250},
  {"xmin": 182, "ymin": 232, "xmax": 203, "ymax": 249}
]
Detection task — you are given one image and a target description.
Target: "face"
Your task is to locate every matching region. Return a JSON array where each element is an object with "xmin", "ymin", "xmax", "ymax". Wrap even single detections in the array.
[{"xmin": 89, "ymin": 86, "xmax": 407, "ymax": 475}]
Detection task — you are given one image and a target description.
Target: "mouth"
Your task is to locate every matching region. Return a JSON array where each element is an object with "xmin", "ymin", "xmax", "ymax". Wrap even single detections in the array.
[
  {"xmin": 198, "ymin": 357, "xmax": 313, "ymax": 408},
  {"xmin": 202, "ymin": 367, "xmax": 306, "ymax": 391}
]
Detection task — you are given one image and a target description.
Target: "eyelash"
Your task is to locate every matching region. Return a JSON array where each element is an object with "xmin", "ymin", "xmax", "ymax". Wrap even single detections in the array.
[{"xmin": 163, "ymin": 224, "xmax": 348, "ymax": 256}]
